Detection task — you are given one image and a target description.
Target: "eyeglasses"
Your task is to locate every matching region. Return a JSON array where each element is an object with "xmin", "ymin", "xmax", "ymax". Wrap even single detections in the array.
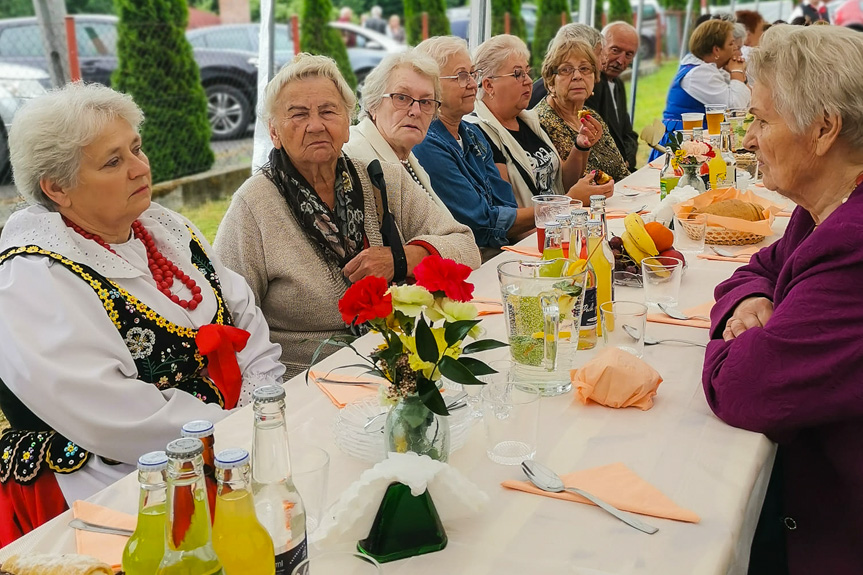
[
  {"xmin": 489, "ymin": 67, "xmax": 532, "ymax": 82},
  {"xmin": 440, "ymin": 70, "xmax": 482, "ymax": 88},
  {"xmin": 382, "ymin": 93, "xmax": 441, "ymax": 114},
  {"xmin": 554, "ymin": 65, "xmax": 595, "ymax": 78}
]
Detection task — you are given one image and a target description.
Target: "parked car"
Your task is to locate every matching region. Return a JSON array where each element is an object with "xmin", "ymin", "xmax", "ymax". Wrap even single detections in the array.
[{"xmin": 0, "ymin": 62, "xmax": 48, "ymax": 184}]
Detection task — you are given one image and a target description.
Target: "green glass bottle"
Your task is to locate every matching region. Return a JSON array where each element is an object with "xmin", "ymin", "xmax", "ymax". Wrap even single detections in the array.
[
  {"xmin": 156, "ymin": 438, "xmax": 224, "ymax": 575},
  {"xmin": 122, "ymin": 451, "xmax": 168, "ymax": 575}
]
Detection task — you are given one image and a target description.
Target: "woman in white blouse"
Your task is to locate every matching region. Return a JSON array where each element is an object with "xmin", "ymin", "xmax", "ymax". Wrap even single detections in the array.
[
  {"xmin": 0, "ymin": 82, "xmax": 284, "ymax": 544},
  {"xmin": 343, "ymin": 49, "xmax": 450, "ymax": 213}
]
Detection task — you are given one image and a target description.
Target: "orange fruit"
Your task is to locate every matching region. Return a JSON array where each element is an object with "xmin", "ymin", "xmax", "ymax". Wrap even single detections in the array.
[{"xmin": 644, "ymin": 222, "xmax": 674, "ymax": 252}]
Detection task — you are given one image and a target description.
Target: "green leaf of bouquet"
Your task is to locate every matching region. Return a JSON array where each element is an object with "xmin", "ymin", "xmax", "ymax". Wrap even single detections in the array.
[
  {"xmin": 439, "ymin": 355, "xmax": 484, "ymax": 385},
  {"xmin": 444, "ymin": 319, "xmax": 481, "ymax": 347},
  {"xmin": 457, "ymin": 356, "xmax": 497, "ymax": 377},
  {"xmin": 415, "ymin": 316, "xmax": 439, "ymax": 363},
  {"xmin": 417, "ymin": 377, "xmax": 449, "ymax": 416},
  {"xmin": 462, "ymin": 339, "xmax": 509, "ymax": 354}
]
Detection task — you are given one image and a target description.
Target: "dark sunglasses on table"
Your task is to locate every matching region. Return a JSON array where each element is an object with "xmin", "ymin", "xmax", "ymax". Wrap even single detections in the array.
[
  {"xmin": 383, "ymin": 92, "xmax": 441, "ymax": 114},
  {"xmin": 489, "ymin": 67, "xmax": 532, "ymax": 81},
  {"xmin": 440, "ymin": 70, "xmax": 482, "ymax": 88},
  {"xmin": 554, "ymin": 64, "xmax": 595, "ymax": 78}
]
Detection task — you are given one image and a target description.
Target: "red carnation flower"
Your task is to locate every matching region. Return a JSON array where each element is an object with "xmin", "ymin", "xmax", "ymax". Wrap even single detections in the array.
[
  {"xmin": 338, "ymin": 276, "xmax": 393, "ymax": 325},
  {"xmin": 413, "ymin": 255, "xmax": 474, "ymax": 302}
]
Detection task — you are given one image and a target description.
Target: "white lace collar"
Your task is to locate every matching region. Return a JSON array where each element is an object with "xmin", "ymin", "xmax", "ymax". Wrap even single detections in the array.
[{"xmin": 0, "ymin": 202, "xmax": 195, "ymax": 280}]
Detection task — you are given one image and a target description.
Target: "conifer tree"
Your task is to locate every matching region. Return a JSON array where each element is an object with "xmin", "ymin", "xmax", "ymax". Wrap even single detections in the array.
[
  {"xmin": 491, "ymin": 0, "xmax": 527, "ymax": 42},
  {"xmin": 609, "ymin": 0, "xmax": 633, "ymax": 24},
  {"xmin": 404, "ymin": 0, "xmax": 451, "ymax": 45},
  {"xmin": 301, "ymin": 0, "xmax": 357, "ymax": 88},
  {"xmin": 532, "ymin": 0, "xmax": 569, "ymax": 71},
  {"xmin": 113, "ymin": 0, "xmax": 213, "ymax": 184}
]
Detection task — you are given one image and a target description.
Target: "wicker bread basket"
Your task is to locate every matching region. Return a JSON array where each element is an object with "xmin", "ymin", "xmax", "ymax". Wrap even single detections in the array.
[{"xmin": 678, "ymin": 217, "xmax": 766, "ymax": 246}]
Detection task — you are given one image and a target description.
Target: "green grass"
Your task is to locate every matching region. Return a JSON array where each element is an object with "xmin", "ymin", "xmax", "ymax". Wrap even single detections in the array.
[
  {"xmin": 176, "ymin": 197, "xmax": 233, "ymax": 244},
  {"xmin": 625, "ymin": 58, "xmax": 679, "ymax": 167}
]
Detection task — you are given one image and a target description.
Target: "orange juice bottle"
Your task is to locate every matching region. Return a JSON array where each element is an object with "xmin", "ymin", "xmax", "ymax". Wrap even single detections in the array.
[
  {"xmin": 587, "ymin": 220, "xmax": 613, "ymax": 336},
  {"xmin": 212, "ymin": 448, "xmax": 276, "ymax": 575}
]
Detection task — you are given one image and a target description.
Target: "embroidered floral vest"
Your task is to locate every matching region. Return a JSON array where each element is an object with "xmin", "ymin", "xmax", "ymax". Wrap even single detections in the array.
[{"xmin": 0, "ymin": 228, "xmax": 232, "ymax": 485}]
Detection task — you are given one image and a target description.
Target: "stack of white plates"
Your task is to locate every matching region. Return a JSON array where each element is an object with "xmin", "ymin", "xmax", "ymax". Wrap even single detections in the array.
[{"xmin": 333, "ymin": 394, "xmax": 475, "ymax": 463}]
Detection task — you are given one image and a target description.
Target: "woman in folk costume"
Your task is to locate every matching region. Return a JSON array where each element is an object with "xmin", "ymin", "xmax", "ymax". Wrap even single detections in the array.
[{"xmin": 0, "ymin": 82, "xmax": 284, "ymax": 545}]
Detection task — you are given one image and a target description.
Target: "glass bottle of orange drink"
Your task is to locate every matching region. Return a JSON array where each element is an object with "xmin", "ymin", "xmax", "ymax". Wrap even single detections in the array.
[
  {"xmin": 587, "ymin": 220, "xmax": 613, "ymax": 336},
  {"xmin": 181, "ymin": 420, "xmax": 217, "ymax": 524},
  {"xmin": 157, "ymin": 438, "xmax": 224, "ymax": 575},
  {"xmin": 122, "ymin": 451, "xmax": 168, "ymax": 575},
  {"xmin": 212, "ymin": 448, "xmax": 275, "ymax": 575}
]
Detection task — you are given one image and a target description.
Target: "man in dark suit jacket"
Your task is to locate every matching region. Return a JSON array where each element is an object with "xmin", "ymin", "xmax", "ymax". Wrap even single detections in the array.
[{"xmin": 586, "ymin": 22, "xmax": 640, "ymax": 170}]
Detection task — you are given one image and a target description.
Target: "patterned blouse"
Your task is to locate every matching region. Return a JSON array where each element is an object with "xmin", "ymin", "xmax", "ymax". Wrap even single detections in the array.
[{"xmin": 536, "ymin": 99, "xmax": 630, "ymax": 183}]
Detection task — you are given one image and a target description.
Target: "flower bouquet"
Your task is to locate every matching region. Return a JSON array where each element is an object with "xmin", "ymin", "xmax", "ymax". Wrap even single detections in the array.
[
  {"xmin": 308, "ymin": 255, "xmax": 507, "ymax": 460},
  {"xmin": 667, "ymin": 131, "xmax": 716, "ymax": 167}
]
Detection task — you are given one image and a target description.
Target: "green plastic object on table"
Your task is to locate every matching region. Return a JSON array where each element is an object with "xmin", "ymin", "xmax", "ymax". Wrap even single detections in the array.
[{"xmin": 357, "ymin": 482, "xmax": 447, "ymax": 563}]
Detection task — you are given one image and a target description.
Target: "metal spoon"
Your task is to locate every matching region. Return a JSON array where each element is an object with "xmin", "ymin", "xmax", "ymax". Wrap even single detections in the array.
[
  {"xmin": 622, "ymin": 324, "xmax": 707, "ymax": 347},
  {"xmin": 710, "ymin": 246, "xmax": 738, "ymax": 258},
  {"xmin": 658, "ymin": 303, "xmax": 710, "ymax": 322},
  {"xmin": 521, "ymin": 460, "xmax": 659, "ymax": 534},
  {"xmin": 69, "ymin": 518, "xmax": 133, "ymax": 537},
  {"xmin": 363, "ymin": 392, "xmax": 468, "ymax": 433}
]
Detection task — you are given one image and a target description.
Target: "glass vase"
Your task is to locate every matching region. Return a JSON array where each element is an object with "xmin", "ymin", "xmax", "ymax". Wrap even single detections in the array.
[
  {"xmin": 385, "ymin": 394, "xmax": 450, "ymax": 462},
  {"xmin": 678, "ymin": 163, "xmax": 707, "ymax": 193}
]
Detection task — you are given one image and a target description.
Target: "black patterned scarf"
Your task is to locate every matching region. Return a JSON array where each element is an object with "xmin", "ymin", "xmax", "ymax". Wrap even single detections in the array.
[{"xmin": 263, "ymin": 147, "xmax": 366, "ymax": 268}]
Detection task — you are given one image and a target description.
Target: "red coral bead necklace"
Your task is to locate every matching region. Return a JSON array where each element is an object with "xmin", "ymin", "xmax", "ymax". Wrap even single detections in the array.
[{"xmin": 63, "ymin": 216, "xmax": 203, "ymax": 310}]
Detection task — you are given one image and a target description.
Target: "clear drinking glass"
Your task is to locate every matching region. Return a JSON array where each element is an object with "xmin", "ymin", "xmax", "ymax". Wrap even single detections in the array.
[
  {"xmin": 641, "ymin": 256, "xmax": 684, "ymax": 308},
  {"xmin": 705, "ymin": 104, "xmax": 726, "ymax": 136},
  {"xmin": 292, "ymin": 552, "xmax": 382, "ymax": 575},
  {"xmin": 600, "ymin": 301, "xmax": 648, "ymax": 358},
  {"xmin": 673, "ymin": 213, "xmax": 707, "ymax": 256},
  {"xmin": 532, "ymin": 195, "xmax": 573, "ymax": 252},
  {"xmin": 480, "ymin": 381, "xmax": 541, "ymax": 465},
  {"xmin": 681, "ymin": 112, "xmax": 704, "ymax": 131},
  {"xmin": 291, "ymin": 446, "xmax": 330, "ymax": 535}
]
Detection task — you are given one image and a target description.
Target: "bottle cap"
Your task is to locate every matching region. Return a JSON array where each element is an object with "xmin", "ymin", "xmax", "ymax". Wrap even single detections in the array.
[
  {"xmin": 165, "ymin": 437, "xmax": 204, "ymax": 460},
  {"xmin": 544, "ymin": 221, "xmax": 561, "ymax": 230},
  {"xmin": 215, "ymin": 448, "xmax": 250, "ymax": 469},
  {"xmin": 137, "ymin": 450, "xmax": 168, "ymax": 472},
  {"xmin": 720, "ymin": 121, "xmax": 730, "ymax": 129},
  {"xmin": 589, "ymin": 194, "xmax": 605, "ymax": 203},
  {"xmin": 180, "ymin": 420, "xmax": 214, "ymax": 439},
  {"xmin": 253, "ymin": 384, "xmax": 286, "ymax": 403},
  {"xmin": 586, "ymin": 219, "xmax": 602, "ymax": 229},
  {"xmin": 554, "ymin": 214, "xmax": 571, "ymax": 224},
  {"xmin": 570, "ymin": 208, "xmax": 588, "ymax": 219}
]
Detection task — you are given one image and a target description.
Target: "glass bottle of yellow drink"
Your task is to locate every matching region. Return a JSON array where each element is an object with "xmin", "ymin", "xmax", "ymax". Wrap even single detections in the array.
[
  {"xmin": 157, "ymin": 438, "xmax": 224, "ymax": 575},
  {"xmin": 122, "ymin": 451, "xmax": 168, "ymax": 575},
  {"xmin": 587, "ymin": 220, "xmax": 613, "ymax": 337},
  {"xmin": 251, "ymin": 386, "xmax": 307, "ymax": 575},
  {"xmin": 571, "ymin": 211, "xmax": 597, "ymax": 349},
  {"xmin": 212, "ymin": 448, "xmax": 275, "ymax": 575},
  {"xmin": 659, "ymin": 148, "xmax": 681, "ymax": 200},
  {"xmin": 718, "ymin": 121, "xmax": 737, "ymax": 188},
  {"xmin": 707, "ymin": 134, "xmax": 728, "ymax": 190}
]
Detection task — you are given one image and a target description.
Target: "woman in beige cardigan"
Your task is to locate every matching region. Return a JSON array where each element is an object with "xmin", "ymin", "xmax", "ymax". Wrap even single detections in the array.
[
  {"xmin": 215, "ymin": 54, "xmax": 480, "ymax": 378},
  {"xmin": 467, "ymin": 35, "xmax": 614, "ymax": 207}
]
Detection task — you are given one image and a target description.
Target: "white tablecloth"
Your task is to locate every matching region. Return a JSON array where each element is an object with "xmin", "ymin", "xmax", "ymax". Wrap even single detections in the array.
[{"xmin": 0, "ymin": 166, "xmax": 789, "ymax": 575}]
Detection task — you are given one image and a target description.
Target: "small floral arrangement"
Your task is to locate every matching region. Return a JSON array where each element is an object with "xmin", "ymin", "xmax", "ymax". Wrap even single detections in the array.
[
  {"xmin": 667, "ymin": 131, "xmax": 716, "ymax": 166},
  {"xmin": 309, "ymin": 255, "xmax": 507, "ymax": 415}
]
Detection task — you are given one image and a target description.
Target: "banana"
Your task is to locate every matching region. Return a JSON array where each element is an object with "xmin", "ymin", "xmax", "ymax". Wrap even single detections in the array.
[
  {"xmin": 622, "ymin": 231, "xmax": 652, "ymax": 266},
  {"xmin": 624, "ymin": 212, "xmax": 659, "ymax": 256}
]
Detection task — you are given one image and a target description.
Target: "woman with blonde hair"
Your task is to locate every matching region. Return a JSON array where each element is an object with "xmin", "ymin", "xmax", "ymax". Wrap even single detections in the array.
[
  {"xmin": 467, "ymin": 34, "xmax": 613, "ymax": 207},
  {"xmin": 536, "ymin": 38, "xmax": 629, "ymax": 183}
]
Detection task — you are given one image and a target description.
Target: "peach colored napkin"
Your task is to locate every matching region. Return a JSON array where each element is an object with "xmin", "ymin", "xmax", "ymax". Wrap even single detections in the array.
[
  {"xmin": 571, "ymin": 347, "xmax": 663, "ymax": 410},
  {"xmin": 502, "ymin": 245, "xmax": 541, "ymax": 258},
  {"xmin": 621, "ymin": 185, "xmax": 660, "ymax": 194},
  {"xmin": 776, "ymin": 210, "xmax": 793, "ymax": 217},
  {"xmin": 697, "ymin": 246, "xmax": 760, "ymax": 263},
  {"xmin": 471, "ymin": 299, "xmax": 503, "ymax": 316},
  {"xmin": 607, "ymin": 209, "xmax": 648, "ymax": 220},
  {"xmin": 646, "ymin": 301, "xmax": 713, "ymax": 329},
  {"xmin": 648, "ymin": 158, "xmax": 664, "ymax": 169},
  {"xmin": 310, "ymin": 371, "xmax": 384, "ymax": 408},
  {"xmin": 73, "ymin": 500, "xmax": 136, "ymax": 571},
  {"xmin": 502, "ymin": 462, "xmax": 700, "ymax": 523}
]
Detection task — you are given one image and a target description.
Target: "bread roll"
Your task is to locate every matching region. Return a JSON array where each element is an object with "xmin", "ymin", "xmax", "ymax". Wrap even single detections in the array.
[
  {"xmin": 1, "ymin": 553, "xmax": 113, "ymax": 575},
  {"xmin": 593, "ymin": 170, "xmax": 612, "ymax": 185},
  {"xmin": 694, "ymin": 199, "xmax": 764, "ymax": 221},
  {"xmin": 578, "ymin": 109, "xmax": 590, "ymax": 120}
]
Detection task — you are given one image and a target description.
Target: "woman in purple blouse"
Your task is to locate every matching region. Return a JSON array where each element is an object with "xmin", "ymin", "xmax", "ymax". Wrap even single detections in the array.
[{"xmin": 702, "ymin": 26, "xmax": 863, "ymax": 574}]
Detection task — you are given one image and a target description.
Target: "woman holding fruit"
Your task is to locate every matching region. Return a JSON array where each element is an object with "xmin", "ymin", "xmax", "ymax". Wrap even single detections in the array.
[
  {"xmin": 466, "ymin": 34, "xmax": 613, "ymax": 206},
  {"xmin": 536, "ymin": 38, "xmax": 630, "ymax": 184},
  {"xmin": 702, "ymin": 25, "xmax": 863, "ymax": 574}
]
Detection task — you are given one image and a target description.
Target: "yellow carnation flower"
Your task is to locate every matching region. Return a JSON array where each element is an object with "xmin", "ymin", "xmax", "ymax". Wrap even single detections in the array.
[{"xmin": 389, "ymin": 285, "xmax": 434, "ymax": 317}]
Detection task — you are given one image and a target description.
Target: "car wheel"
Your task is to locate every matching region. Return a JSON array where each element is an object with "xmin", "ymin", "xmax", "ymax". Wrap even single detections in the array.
[
  {"xmin": 0, "ymin": 124, "xmax": 10, "ymax": 186},
  {"xmin": 205, "ymin": 84, "xmax": 252, "ymax": 141}
]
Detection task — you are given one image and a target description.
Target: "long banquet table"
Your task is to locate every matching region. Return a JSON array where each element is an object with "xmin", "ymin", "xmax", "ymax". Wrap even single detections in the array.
[{"xmin": 0, "ymin": 166, "xmax": 791, "ymax": 574}]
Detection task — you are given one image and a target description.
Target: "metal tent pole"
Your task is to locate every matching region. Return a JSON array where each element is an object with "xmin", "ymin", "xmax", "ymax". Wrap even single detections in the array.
[
  {"xmin": 680, "ymin": 0, "xmax": 695, "ymax": 61},
  {"xmin": 629, "ymin": 0, "xmax": 645, "ymax": 123},
  {"xmin": 468, "ymin": 0, "xmax": 492, "ymax": 51},
  {"xmin": 252, "ymin": 0, "xmax": 276, "ymax": 171}
]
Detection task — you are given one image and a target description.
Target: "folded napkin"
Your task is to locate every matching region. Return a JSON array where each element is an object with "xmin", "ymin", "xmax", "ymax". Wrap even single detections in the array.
[
  {"xmin": 502, "ymin": 462, "xmax": 700, "ymax": 523},
  {"xmin": 776, "ymin": 210, "xmax": 793, "ymax": 218},
  {"xmin": 697, "ymin": 246, "xmax": 760, "ymax": 264},
  {"xmin": 571, "ymin": 347, "xmax": 663, "ymax": 410},
  {"xmin": 310, "ymin": 371, "xmax": 384, "ymax": 408},
  {"xmin": 648, "ymin": 158, "xmax": 664, "ymax": 169},
  {"xmin": 313, "ymin": 452, "xmax": 489, "ymax": 545},
  {"xmin": 72, "ymin": 500, "xmax": 136, "ymax": 571},
  {"xmin": 621, "ymin": 185, "xmax": 660, "ymax": 194},
  {"xmin": 471, "ymin": 298, "xmax": 503, "ymax": 316},
  {"xmin": 607, "ymin": 209, "xmax": 648, "ymax": 220},
  {"xmin": 502, "ymin": 245, "xmax": 541, "ymax": 258},
  {"xmin": 646, "ymin": 301, "xmax": 713, "ymax": 329}
]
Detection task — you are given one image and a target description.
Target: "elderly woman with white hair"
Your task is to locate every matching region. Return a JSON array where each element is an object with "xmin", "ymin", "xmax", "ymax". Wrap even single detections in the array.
[
  {"xmin": 0, "ymin": 82, "xmax": 285, "ymax": 543},
  {"xmin": 214, "ymin": 53, "xmax": 479, "ymax": 378},
  {"xmin": 701, "ymin": 25, "xmax": 863, "ymax": 574},
  {"xmin": 343, "ymin": 49, "xmax": 449, "ymax": 212},
  {"xmin": 468, "ymin": 34, "xmax": 613, "ymax": 207}
]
